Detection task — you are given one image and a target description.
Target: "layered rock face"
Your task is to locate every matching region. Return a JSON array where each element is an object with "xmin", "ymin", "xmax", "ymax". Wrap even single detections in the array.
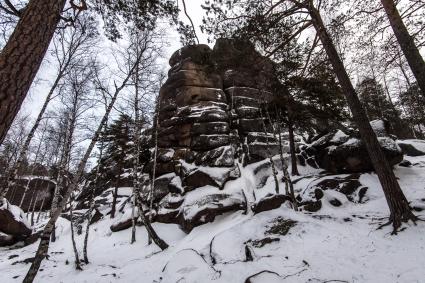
[
  {"xmin": 5, "ymin": 177, "xmax": 55, "ymax": 212},
  {"xmin": 153, "ymin": 40, "xmax": 284, "ymax": 231},
  {"xmin": 156, "ymin": 40, "xmax": 281, "ymax": 171}
]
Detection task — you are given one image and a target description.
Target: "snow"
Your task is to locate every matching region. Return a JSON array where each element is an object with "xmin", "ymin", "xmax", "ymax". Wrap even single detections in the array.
[{"xmin": 1, "ymin": 156, "xmax": 425, "ymax": 282}]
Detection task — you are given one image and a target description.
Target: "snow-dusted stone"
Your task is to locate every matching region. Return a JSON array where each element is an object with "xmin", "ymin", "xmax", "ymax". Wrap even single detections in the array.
[
  {"xmin": 252, "ymin": 194, "xmax": 291, "ymax": 214},
  {"xmin": 0, "ymin": 200, "xmax": 32, "ymax": 238},
  {"xmin": 247, "ymin": 143, "xmax": 280, "ymax": 164},
  {"xmin": 180, "ymin": 186, "xmax": 246, "ymax": 232},
  {"xmin": 169, "ymin": 44, "xmax": 212, "ymax": 67},
  {"xmin": 191, "ymin": 134, "xmax": 230, "ymax": 151},
  {"xmin": 370, "ymin": 119, "xmax": 391, "ymax": 137},
  {"xmin": 193, "ymin": 145, "xmax": 235, "ymax": 167},
  {"xmin": 183, "ymin": 165, "xmax": 241, "ymax": 191},
  {"xmin": 246, "ymin": 132, "xmax": 278, "ymax": 144},
  {"xmin": 110, "ymin": 207, "xmax": 137, "ymax": 232},
  {"xmin": 0, "ymin": 232, "xmax": 14, "ymax": 247},
  {"xmin": 160, "ymin": 249, "xmax": 218, "ymax": 283},
  {"xmin": 5, "ymin": 177, "xmax": 55, "ymax": 212},
  {"xmin": 245, "ymin": 270, "xmax": 284, "ymax": 283},
  {"xmin": 191, "ymin": 122, "xmax": 230, "ymax": 135},
  {"xmin": 141, "ymin": 173, "xmax": 176, "ymax": 202},
  {"xmin": 238, "ymin": 118, "xmax": 269, "ymax": 133},
  {"xmin": 226, "ymin": 86, "xmax": 275, "ymax": 102},
  {"xmin": 163, "ymin": 69, "xmax": 223, "ymax": 91},
  {"xmin": 397, "ymin": 139, "xmax": 425, "ymax": 156},
  {"xmin": 306, "ymin": 129, "xmax": 404, "ymax": 173},
  {"xmin": 310, "ymin": 175, "xmax": 369, "ymax": 203},
  {"xmin": 175, "ymin": 86, "xmax": 227, "ymax": 106}
]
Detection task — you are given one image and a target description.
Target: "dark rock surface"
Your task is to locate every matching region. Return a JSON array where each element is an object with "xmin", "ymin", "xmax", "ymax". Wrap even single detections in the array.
[
  {"xmin": 302, "ymin": 129, "xmax": 403, "ymax": 173},
  {"xmin": 5, "ymin": 178, "xmax": 56, "ymax": 212},
  {"xmin": 0, "ymin": 201, "xmax": 32, "ymax": 246},
  {"xmin": 252, "ymin": 194, "xmax": 291, "ymax": 214}
]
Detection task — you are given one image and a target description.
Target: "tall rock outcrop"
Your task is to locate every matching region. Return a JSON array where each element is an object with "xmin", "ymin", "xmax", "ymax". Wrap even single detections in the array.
[{"xmin": 152, "ymin": 39, "xmax": 286, "ymax": 231}]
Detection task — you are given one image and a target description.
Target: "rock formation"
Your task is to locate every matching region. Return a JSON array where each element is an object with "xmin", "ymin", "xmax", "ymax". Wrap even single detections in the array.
[
  {"xmin": 4, "ymin": 177, "xmax": 55, "ymax": 212},
  {"xmin": 152, "ymin": 39, "xmax": 286, "ymax": 231}
]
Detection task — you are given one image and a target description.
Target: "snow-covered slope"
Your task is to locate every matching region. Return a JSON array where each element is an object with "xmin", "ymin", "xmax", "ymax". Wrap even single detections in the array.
[{"xmin": 1, "ymin": 154, "xmax": 425, "ymax": 283}]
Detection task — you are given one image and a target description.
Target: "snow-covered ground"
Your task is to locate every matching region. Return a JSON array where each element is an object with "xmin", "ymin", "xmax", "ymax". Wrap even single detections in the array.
[{"xmin": 1, "ymin": 154, "xmax": 425, "ymax": 282}]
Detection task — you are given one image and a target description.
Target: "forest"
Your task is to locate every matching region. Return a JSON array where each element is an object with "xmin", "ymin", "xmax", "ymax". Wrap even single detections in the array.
[{"xmin": 0, "ymin": 0, "xmax": 425, "ymax": 282}]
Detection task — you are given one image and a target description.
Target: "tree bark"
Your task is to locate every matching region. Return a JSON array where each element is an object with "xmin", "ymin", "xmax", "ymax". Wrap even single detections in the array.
[
  {"xmin": 69, "ymin": 197, "xmax": 82, "ymax": 270},
  {"xmin": 308, "ymin": 3, "xmax": 416, "ymax": 232},
  {"xmin": 83, "ymin": 134, "xmax": 105, "ymax": 264},
  {"xmin": 380, "ymin": 0, "xmax": 425, "ymax": 99},
  {"xmin": 0, "ymin": 0, "xmax": 66, "ymax": 145},
  {"xmin": 110, "ymin": 185, "xmax": 118, "ymax": 219},
  {"xmin": 287, "ymin": 115, "xmax": 299, "ymax": 176}
]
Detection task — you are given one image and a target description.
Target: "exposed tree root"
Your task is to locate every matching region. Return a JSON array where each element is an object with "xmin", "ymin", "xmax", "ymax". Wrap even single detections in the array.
[{"xmin": 377, "ymin": 211, "xmax": 418, "ymax": 235}]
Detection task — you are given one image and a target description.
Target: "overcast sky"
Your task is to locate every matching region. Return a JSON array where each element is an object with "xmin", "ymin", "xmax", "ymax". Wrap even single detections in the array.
[{"xmin": 21, "ymin": 0, "xmax": 209, "ymax": 120}]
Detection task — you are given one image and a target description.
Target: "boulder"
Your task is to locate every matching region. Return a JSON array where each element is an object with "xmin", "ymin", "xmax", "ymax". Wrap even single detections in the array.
[
  {"xmin": 0, "ymin": 201, "xmax": 32, "ymax": 244},
  {"xmin": 397, "ymin": 140, "xmax": 425, "ymax": 156},
  {"xmin": 169, "ymin": 44, "xmax": 212, "ymax": 67},
  {"xmin": 183, "ymin": 165, "xmax": 241, "ymax": 190},
  {"xmin": 245, "ymin": 270, "xmax": 283, "ymax": 283},
  {"xmin": 0, "ymin": 232, "xmax": 15, "ymax": 247},
  {"xmin": 180, "ymin": 186, "xmax": 246, "ymax": 232},
  {"xmin": 6, "ymin": 178, "xmax": 55, "ymax": 212},
  {"xmin": 306, "ymin": 130, "xmax": 403, "ymax": 173},
  {"xmin": 193, "ymin": 146, "xmax": 235, "ymax": 167},
  {"xmin": 252, "ymin": 194, "xmax": 291, "ymax": 214}
]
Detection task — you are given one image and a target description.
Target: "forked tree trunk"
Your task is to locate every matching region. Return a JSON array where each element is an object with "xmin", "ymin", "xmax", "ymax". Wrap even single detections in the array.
[
  {"xmin": 0, "ymin": 0, "xmax": 66, "ymax": 145},
  {"xmin": 380, "ymin": 0, "xmax": 425, "ymax": 99},
  {"xmin": 308, "ymin": 4, "xmax": 417, "ymax": 232}
]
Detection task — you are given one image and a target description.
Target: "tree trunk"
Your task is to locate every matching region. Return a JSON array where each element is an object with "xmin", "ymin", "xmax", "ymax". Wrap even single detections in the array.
[
  {"xmin": 83, "ymin": 135, "xmax": 105, "ymax": 264},
  {"xmin": 69, "ymin": 197, "xmax": 82, "ymax": 270},
  {"xmin": 380, "ymin": 0, "xmax": 425, "ymax": 99},
  {"xmin": 110, "ymin": 185, "xmax": 118, "ymax": 219},
  {"xmin": 287, "ymin": 115, "xmax": 299, "ymax": 176},
  {"xmin": 136, "ymin": 194, "xmax": 169, "ymax": 250},
  {"xmin": 148, "ymin": 95, "xmax": 160, "ymax": 245},
  {"xmin": 131, "ymin": 58, "xmax": 141, "ymax": 244},
  {"xmin": 308, "ymin": 4, "xmax": 417, "ymax": 232},
  {"xmin": 0, "ymin": 0, "xmax": 66, "ymax": 145}
]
